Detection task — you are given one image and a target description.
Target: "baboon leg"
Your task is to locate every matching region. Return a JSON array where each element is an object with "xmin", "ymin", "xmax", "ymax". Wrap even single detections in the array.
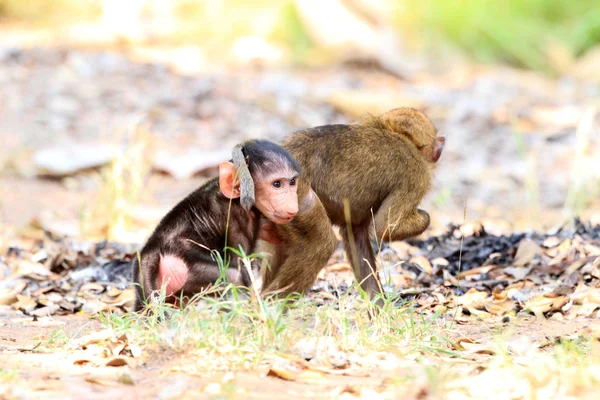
[
  {"xmin": 340, "ymin": 222, "xmax": 380, "ymax": 297},
  {"xmin": 373, "ymin": 191, "xmax": 430, "ymax": 242},
  {"xmin": 261, "ymin": 186, "xmax": 337, "ymax": 297}
]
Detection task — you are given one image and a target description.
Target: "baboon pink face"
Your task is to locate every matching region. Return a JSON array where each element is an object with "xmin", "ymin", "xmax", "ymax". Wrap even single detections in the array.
[
  {"xmin": 219, "ymin": 147, "xmax": 300, "ymax": 225},
  {"xmin": 253, "ymin": 172, "xmax": 299, "ymax": 224}
]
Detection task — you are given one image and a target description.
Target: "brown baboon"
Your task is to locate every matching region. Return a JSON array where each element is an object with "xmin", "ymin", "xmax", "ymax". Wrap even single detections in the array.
[{"xmin": 261, "ymin": 108, "xmax": 444, "ymax": 297}]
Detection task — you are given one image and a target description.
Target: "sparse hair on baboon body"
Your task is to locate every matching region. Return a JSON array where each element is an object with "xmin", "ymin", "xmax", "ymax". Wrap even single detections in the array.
[
  {"xmin": 261, "ymin": 107, "xmax": 445, "ymax": 298},
  {"xmin": 132, "ymin": 139, "xmax": 301, "ymax": 311}
]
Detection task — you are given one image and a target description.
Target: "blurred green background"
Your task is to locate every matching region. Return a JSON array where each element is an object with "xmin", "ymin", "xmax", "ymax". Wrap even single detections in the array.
[{"xmin": 1, "ymin": 0, "xmax": 599, "ymax": 72}]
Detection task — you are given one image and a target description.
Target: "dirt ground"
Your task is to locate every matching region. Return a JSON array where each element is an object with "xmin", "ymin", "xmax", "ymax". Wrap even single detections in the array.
[{"xmin": 1, "ymin": 307, "xmax": 595, "ymax": 399}]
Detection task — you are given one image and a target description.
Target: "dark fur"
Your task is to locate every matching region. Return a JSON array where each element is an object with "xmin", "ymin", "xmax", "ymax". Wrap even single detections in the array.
[
  {"xmin": 132, "ymin": 139, "xmax": 299, "ymax": 311},
  {"xmin": 243, "ymin": 140, "xmax": 300, "ymax": 179}
]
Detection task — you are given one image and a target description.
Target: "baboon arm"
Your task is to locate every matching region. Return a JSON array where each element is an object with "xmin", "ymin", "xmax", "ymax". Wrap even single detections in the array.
[{"xmin": 261, "ymin": 185, "xmax": 337, "ymax": 296}]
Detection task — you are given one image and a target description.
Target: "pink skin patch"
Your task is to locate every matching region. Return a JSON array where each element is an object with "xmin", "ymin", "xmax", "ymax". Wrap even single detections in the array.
[{"xmin": 157, "ymin": 255, "xmax": 189, "ymax": 296}]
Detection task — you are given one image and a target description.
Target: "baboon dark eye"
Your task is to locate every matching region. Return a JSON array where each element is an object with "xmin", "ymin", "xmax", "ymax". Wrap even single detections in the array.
[
  {"xmin": 272, "ymin": 180, "xmax": 282, "ymax": 188},
  {"xmin": 290, "ymin": 179, "xmax": 296, "ymax": 186}
]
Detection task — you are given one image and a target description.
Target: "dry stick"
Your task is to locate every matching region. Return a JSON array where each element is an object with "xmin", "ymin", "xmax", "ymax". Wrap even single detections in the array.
[
  {"xmin": 232, "ymin": 144, "xmax": 254, "ymax": 211},
  {"xmin": 450, "ymin": 198, "xmax": 468, "ymax": 329}
]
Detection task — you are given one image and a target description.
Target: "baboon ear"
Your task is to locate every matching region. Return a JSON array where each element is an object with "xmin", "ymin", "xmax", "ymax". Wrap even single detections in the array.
[
  {"xmin": 219, "ymin": 161, "xmax": 240, "ymax": 198},
  {"xmin": 431, "ymin": 136, "xmax": 446, "ymax": 163}
]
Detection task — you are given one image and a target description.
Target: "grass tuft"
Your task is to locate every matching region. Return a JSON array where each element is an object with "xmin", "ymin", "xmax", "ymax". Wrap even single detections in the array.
[{"xmin": 101, "ymin": 247, "xmax": 449, "ymax": 372}]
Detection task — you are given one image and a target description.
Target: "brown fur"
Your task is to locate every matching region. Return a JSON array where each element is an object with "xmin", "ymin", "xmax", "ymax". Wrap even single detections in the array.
[{"xmin": 261, "ymin": 108, "xmax": 442, "ymax": 297}]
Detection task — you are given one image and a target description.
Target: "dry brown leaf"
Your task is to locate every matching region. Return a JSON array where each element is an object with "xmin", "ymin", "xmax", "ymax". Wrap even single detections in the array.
[
  {"xmin": 336, "ymin": 385, "xmax": 362, "ymax": 397},
  {"xmin": 506, "ymin": 281, "xmax": 536, "ymax": 301},
  {"xmin": 565, "ymin": 259, "xmax": 586, "ymax": 275},
  {"xmin": 81, "ymin": 299, "xmax": 110, "ymax": 314},
  {"xmin": 584, "ymin": 244, "xmax": 600, "ymax": 257},
  {"xmin": 485, "ymin": 300, "xmax": 516, "ymax": 316},
  {"xmin": 295, "ymin": 370, "xmax": 327, "ymax": 383},
  {"xmin": 106, "ymin": 287, "xmax": 122, "ymax": 297},
  {"xmin": 504, "ymin": 266, "xmax": 532, "ymax": 280},
  {"xmin": 267, "ymin": 367, "xmax": 297, "ymax": 381},
  {"xmin": 459, "ymin": 222, "xmax": 485, "ymax": 237},
  {"xmin": 129, "ymin": 343, "xmax": 143, "ymax": 358},
  {"xmin": 67, "ymin": 329, "xmax": 114, "ymax": 350},
  {"xmin": 30, "ymin": 305, "xmax": 60, "ymax": 317},
  {"xmin": 390, "ymin": 274, "xmax": 408, "ymax": 288},
  {"xmin": 11, "ymin": 294, "xmax": 37, "ymax": 313},
  {"xmin": 570, "ymin": 285, "xmax": 600, "ymax": 305},
  {"xmin": 107, "ymin": 341, "xmax": 126, "ymax": 357},
  {"xmin": 443, "ymin": 269, "xmax": 459, "ymax": 286},
  {"xmin": 549, "ymin": 239, "xmax": 572, "ymax": 264},
  {"xmin": 455, "ymin": 288, "xmax": 488, "ymax": 307},
  {"xmin": 492, "ymin": 287, "xmax": 507, "ymax": 300},
  {"xmin": 106, "ymin": 357, "xmax": 128, "ymax": 367},
  {"xmin": 453, "ymin": 337, "xmax": 479, "ymax": 349},
  {"xmin": 457, "ymin": 265, "xmax": 497, "ymax": 279},
  {"xmin": 512, "ymin": 239, "xmax": 541, "ymax": 266},
  {"xmin": 466, "ymin": 306, "xmax": 490, "ymax": 317},
  {"xmin": 0, "ymin": 279, "xmax": 27, "ymax": 305},
  {"xmin": 431, "ymin": 292, "xmax": 447, "ymax": 304},
  {"xmin": 59, "ymin": 299, "xmax": 77, "ymax": 312},
  {"xmin": 15, "ymin": 260, "xmax": 54, "ymax": 280},
  {"xmin": 459, "ymin": 341, "xmax": 496, "ymax": 355},
  {"xmin": 80, "ymin": 282, "xmax": 105, "ymax": 295},
  {"xmin": 409, "ymin": 256, "xmax": 433, "ymax": 274},
  {"xmin": 576, "ymin": 300, "xmax": 600, "ymax": 317},
  {"xmin": 388, "ymin": 241, "xmax": 421, "ymax": 259},
  {"xmin": 542, "ymin": 236, "xmax": 562, "ymax": 248},
  {"xmin": 431, "ymin": 257, "xmax": 449, "ymax": 267},
  {"xmin": 325, "ymin": 263, "xmax": 352, "ymax": 273},
  {"xmin": 524, "ymin": 295, "xmax": 569, "ymax": 316},
  {"xmin": 101, "ymin": 288, "xmax": 135, "ymax": 307}
]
